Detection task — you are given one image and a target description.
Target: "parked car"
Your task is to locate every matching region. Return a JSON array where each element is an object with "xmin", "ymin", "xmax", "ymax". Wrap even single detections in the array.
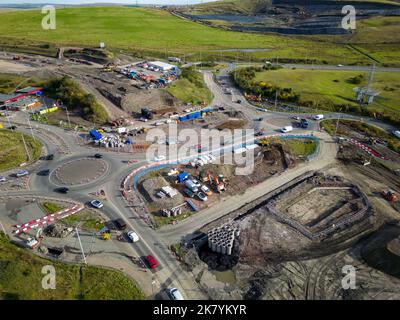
[
  {"xmin": 8, "ymin": 125, "xmax": 17, "ymax": 130},
  {"xmin": 183, "ymin": 188, "xmax": 195, "ymax": 198},
  {"xmin": 145, "ymin": 255, "xmax": 159, "ymax": 269},
  {"xmin": 292, "ymin": 116, "xmax": 300, "ymax": 120},
  {"xmin": 166, "ymin": 288, "xmax": 184, "ymax": 300},
  {"xmin": 16, "ymin": 170, "xmax": 29, "ymax": 177},
  {"xmin": 126, "ymin": 230, "xmax": 139, "ymax": 243},
  {"xmin": 201, "ymin": 185, "xmax": 212, "ymax": 196},
  {"xmin": 90, "ymin": 200, "xmax": 104, "ymax": 209},
  {"xmin": 197, "ymin": 192, "xmax": 208, "ymax": 202},
  {"xmin": 191, "ymin": 179, "xmax": 201, "ymax": 188},
  {"xmin": 38, "ymin": 169, "xmax": 50, "ymax": 176},
  {"xmin": 185, "ymin": 180, "xmax": 199, "ymax": 193},
  {"xmin": 0, "ymin": 176, "xmax": 6, "ymax": 183},
  {"xmin": 55, "ymin": 187, "xmax": 69, "ymax": 194}
]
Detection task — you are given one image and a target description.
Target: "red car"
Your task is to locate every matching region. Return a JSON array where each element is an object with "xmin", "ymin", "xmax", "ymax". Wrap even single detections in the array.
[{"xmin": 145, "ymin": 255, "xmax": 159, "ymax": 269}]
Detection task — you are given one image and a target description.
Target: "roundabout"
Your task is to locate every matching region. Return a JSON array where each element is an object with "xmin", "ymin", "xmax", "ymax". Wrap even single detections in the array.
[{"xmin": 50, "ymin": 157, "xmax": 109, "ymax": 187}]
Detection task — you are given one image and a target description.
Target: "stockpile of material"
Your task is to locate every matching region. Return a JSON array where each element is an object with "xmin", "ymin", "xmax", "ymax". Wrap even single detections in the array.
[{"xmin": 207, "ymin": 224, "xmax": 240, "ymax": 255}]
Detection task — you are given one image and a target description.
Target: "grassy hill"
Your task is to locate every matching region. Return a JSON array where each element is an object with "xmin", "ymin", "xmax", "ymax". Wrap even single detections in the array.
[
  {"xmin": 0, "ymin": 129, "xmax": 42, "ymax": 172},
  {"xmin": 0, "ymin": 232, "xmax": 144, "ymax": 300},
  {"xmin": 0, "ymin": 6, "xmax": 378, "ymax": 65}
]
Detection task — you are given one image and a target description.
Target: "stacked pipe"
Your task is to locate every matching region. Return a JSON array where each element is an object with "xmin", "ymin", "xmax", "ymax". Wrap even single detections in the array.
[{"xmin": 207, "ymin": 224, "xmax": 238, "ymax": 256}]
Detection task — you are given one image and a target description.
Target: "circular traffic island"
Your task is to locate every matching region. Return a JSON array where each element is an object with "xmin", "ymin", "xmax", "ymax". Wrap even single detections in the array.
[{"xmin": 51, "ymin": 158, "xmax": 108, "ymax": 187}]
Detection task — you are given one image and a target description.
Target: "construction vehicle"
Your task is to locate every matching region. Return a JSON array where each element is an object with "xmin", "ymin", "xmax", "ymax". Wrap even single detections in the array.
[
  {"xmin": 209, "ymin": 174, "xmax": 225, "ymax": 193},
  {"xmin": 103, "ymin": 63, "xmax": 115, "ymax": 72},
  {"xmin": 102, "ymin": 232, "xmax": 111, "ymax": 240},
  {"xmin": 382, "ymin": 190, "xmax": 398, "ymax": 202}
]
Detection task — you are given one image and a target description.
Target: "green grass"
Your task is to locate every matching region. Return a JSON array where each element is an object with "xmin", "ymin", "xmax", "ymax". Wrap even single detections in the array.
[
  {"xmin": 285, "ymin": 139, "xmax": 318, "ymax": 157},
  {"xmin": 41, "ymin": 202, "xmax": 105, "ymax": 231},
  {"xmin": 0, "ymin": 6, "xmax": 379, "ymax": 65},
  {"xmin": 0, "ymin": 232, "xmax": 145, "ymax": 300},
  {"xmin": 253, "ymin": 68, "xmax": 400, "ymax": 114},
  {"xmin": 0, "ymin": 129, "xmax": 42, "ymax": 172},
  {"xmin": 0, "ymin": 73, "xmax": 41, "ymax": 94},
  {"xmin": 167, "ymin": 67, "xmax": 213, "ymax": 105}
]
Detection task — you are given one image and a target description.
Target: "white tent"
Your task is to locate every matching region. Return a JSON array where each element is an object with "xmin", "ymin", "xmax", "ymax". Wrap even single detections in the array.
[{"xmin": 149, "ymin": 61, "xmax": 176, "ymax": 71}]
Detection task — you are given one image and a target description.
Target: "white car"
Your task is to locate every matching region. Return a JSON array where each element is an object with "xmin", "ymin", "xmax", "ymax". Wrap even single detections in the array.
[
  {"xmin": 0, "ymin": 176, "xmax": 6, "ymax": 183},
  {"xmin": 26, "ymin": 237, "xmax": 39, "ymax": 248},
  {"xmin": 16, "ymin": 170, "xmax": 29, "ymax": 177},
  {"xmin": 337, "ymin": 64, "xmax": 343, "ymax": 67},
  {"xmin": 167, "ymin": 288, "xmax": 184, "ymax": 300},
  {"xmin": 127, "ymin": 230, "xmax": 139, "ymax": 242},
  {"xmin": 90, "ymin": 200, "xmax": 104, "ymax": 209},
  {"xmin": 393, "ymin": 130, "xmax": 400, "ymax": 139},
  {"xmin": 154, "ymin": 155, "xmax": 166, "ymax": 162},
  {"xmin": 314, "ymin": 114, "xmax": 324, "ymax": 120},
  {"xmin": 191, "ymin": 179, "xmax": 202, "ymax": 188},
  {"xmin": 281, "ymin": 126, "xmax": 293, "ymax": 133}
]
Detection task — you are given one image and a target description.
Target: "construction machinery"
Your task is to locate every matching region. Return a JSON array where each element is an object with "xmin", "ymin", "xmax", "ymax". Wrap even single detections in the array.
[
  {"xmin": 209, "ymin": 175, "xmax": 225, "ymax": 193},
  {"xmin": 382, "ymin": 189, "xmax": 398, "ymax": 202},
  {"xmin": 103, "ymin": 63, "xmax": 115, "ymax": 72}
]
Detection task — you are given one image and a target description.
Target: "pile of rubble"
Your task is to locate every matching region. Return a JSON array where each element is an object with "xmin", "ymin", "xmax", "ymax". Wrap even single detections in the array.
[
  {"xmin": 44, "ymin": 223, "xmax": 74, "ymax": 238},
  {"xmin": 96, "ymin": 134, "xmax": 125, "ymax": 148}
]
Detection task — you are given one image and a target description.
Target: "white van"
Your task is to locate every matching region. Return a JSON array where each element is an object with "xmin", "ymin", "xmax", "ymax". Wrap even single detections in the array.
[
  {"xmin": 314, "ymin": 114, "xmax": 324, "ymax": 120},
  {"xmin": 281, "ymin": 126, "xmax": 293, "ymax": 133}
]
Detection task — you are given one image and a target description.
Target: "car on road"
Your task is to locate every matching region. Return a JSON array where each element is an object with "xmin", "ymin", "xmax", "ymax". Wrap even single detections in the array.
[
  {"xmin": 236, "ymin": 99, "xmax": 242, "ymax": 104},
  {"xmin": 145, "ymin": 255, "xmax": 159, "ymax": 269},
  {"xmin": 90, "ymin": 200, "xmax": 104, "ymax": 209},
  {"xmin": 166, "ymin": 288, "xmax": 184, "ymax": 300},
  {"xmin": 46, "ymin": 154, "xmax": 54, "ymax": 160},
  {"xmin": 183, "ymin": 188, "xmax": 195, "ymax": 198},
  {"xmin": 55, "ymin": 187, "xmax": 69, "ymax": 194},
  {"xmin": 114, "ymin": 218, "xmax": 127, "ymax": 230},
  {"xmin": 313, "ymin": 114, "xmax": 324, "ymax": 120},
  {"xmin": 201, "ymin": 185, "xmax": 212, "ymax": 196},
  {"xmin": 153, "ymin": 155, "xmax": 166, "ymax": 162},
  {"xmin": 8, "ymin": 125, "xmax": 17, "ymax": 130},
  {"xmin": 281, "ymin": 126, "xmax": 293, "ymax": 133},
  {"xmin": 337, "ymin": 64, "xmax": 343, "ymax": 67},
  {"xmin": 38, "ymin": 169, "xmax": 50, "ymax": 176},
  {"xmin": 94, "ymin": 153, "xmax": 103, "ymax": 159},
  {"xmin": 392, "ymin": 130, "xmax": 400, "ymax": 139},
  {"xmin": 197, "ymin": 192, "xmax": 208, "ymax": 202},
  {"xmin": 15, "ymin": 170, "xmax": 29, "ymax": 177},
  {"xmin": 292, "ymin": 116, "xmax": 300, "ymax": 120},
  {"xmin": 126, "ymin": 230, "xmax": 139, "ymax": 243},
  {"xmin": 300, "ymin": 118, "xmax": 309, "ymax": 128},
  {"xmin": 0, "ymin": 176, "xmax": 6, "ymax": 183}
]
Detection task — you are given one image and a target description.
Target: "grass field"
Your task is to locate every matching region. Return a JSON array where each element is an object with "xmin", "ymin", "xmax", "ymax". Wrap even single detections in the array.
[
  {"xmin": 0, "ymin": 6, "xmax": 380, "ymax": 65},
  {"xmin": 0, "ymin": 73, "xmax": 41, "ymax": 94},
  {"xmin": 0, "ymin": 129, "xmax": 42, "ymax": 172},
  {"xmin": 285, "ymin": 139, "xmax": 318, "ymax": 157},
  {"xmin": 254, "ymin": 68, "xmax": 400, "ymax": 113},
  {"xmin": 167, "ymin": 67, "xmax": 213, "ymax": 105},
  {"xmin": 0, "ymin": 232, "xmax": 145, "ymax": 300}
]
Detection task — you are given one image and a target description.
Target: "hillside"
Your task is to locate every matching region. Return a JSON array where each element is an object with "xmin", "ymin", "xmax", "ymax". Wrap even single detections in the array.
[{"xmin": 189, "ymin": 0, "xmax": 400, "ymax": 14}]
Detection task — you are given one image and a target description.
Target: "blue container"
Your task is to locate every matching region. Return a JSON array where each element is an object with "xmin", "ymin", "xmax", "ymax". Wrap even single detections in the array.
[{"xmin": 177, "ymin": 172, "xmax": 189, "ymax": 183}]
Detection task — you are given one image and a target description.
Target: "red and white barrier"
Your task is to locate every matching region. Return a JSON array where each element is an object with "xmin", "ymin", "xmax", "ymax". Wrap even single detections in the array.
[{"xmin": 13, "ymin": 204, "xmax": 84, "ymax": 235}]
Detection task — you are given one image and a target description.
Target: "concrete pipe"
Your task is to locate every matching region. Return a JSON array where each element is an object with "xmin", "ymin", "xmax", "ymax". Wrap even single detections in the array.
[
  {"xmin": 221, "ymin": 244, "xmax": 227, "ymax": 255},
  {"xmin": 226, "ymin": 244, "xmax": 233, "ymax": 255}
]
